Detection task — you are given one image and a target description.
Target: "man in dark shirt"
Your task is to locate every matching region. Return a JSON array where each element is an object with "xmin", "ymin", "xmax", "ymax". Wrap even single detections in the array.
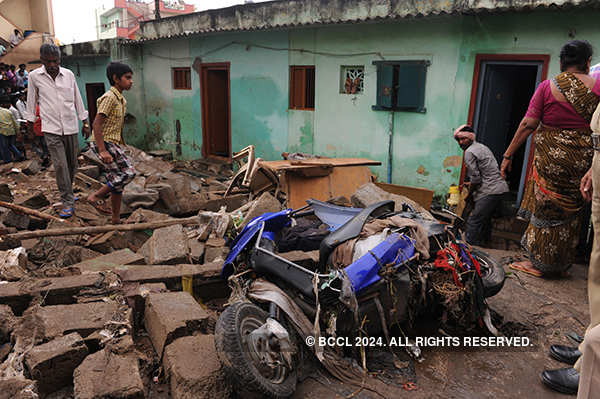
[{"xmin": 454, "ymin": 124, "xmax": 509, "ymax": 245}]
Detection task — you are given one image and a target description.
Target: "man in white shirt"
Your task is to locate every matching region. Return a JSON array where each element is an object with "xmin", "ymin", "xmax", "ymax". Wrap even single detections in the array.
[
  {"xmin": 15, "ymin": 93, "xmax": 26, "ymax": 117},
  {"xmin": 25, "ymin": 43, "xmax": 90, "ymax": 218}
]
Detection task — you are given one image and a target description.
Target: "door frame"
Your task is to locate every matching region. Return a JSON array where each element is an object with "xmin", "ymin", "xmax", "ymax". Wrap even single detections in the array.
[
  {"xmin": 461, "ymin": 54, "xmax": 550, "ymax": 204},
  {"xmin": 85, "ymin": 82, "xmax": 106, "ymax": 126},
  {"xmin": 199, "ymin": 62, "xmax": 231, "ymax": 159}
]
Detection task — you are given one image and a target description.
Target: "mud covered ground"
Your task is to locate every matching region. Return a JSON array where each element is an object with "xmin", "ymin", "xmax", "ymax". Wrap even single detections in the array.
[{"xmin": 293, "ymin": 248, "xmax": 588, "ymax": 398}]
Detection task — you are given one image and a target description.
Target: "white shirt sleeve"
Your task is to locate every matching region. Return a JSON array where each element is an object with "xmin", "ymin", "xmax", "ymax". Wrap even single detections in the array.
[{"xmin": 25, "ymin": 74, "xmax": 37, "ymax": 122}]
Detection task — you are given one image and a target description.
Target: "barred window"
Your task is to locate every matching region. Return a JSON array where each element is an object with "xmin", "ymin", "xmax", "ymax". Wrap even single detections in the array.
[
  {"xmin": 172, "ymin": 67, "xmax": 191, "ymax": 90},
  {"xmin": 340, "ymin": 66, "xmax": 364, "ymax": 94}
]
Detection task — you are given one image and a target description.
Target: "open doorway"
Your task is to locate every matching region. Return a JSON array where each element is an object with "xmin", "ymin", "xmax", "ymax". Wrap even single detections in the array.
[
  {"xmin": 85, "ymin": 83, "xmax": 105, "ymax": 125},
  {"xmin": 200, "ymin": 63, "xmax": 231, "ymax": 158},
  {"xmin": 468, "ymin": 55, "xmax": 549, "ymax": 206}
]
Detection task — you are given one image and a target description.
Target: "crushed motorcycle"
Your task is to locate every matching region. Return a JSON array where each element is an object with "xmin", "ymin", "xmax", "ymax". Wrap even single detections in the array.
[{"xmin": 215, "ymin": 199, "xmax": 506, "ymax": 398}]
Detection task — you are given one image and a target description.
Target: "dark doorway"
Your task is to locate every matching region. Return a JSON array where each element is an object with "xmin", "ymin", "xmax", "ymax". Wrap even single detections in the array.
[
  {"xmin": 85, "ymin": 83, "xmax": 105, "ymax": 125},
  {"xmin": 471, "ymin": 58, "xmax": 547, "ymax": 205},
  {"xmin": 200, "ymin": 63, "xmax": 231, "ymax": 158}
]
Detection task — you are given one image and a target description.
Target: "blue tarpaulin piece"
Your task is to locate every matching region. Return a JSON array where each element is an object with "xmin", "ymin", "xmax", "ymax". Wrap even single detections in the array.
[{"xmin": 344, "ymin": 233, "xmax": 415, "ymax": 292}]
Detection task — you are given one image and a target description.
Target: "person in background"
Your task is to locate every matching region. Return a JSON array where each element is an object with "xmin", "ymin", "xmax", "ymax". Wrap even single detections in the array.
[
  {"xmin": 86, "ymin": 62, "xmax": 136, "ymax": 224},
  {"xmin": 6, "ymin": 65, "xmax": 16, "ymax": 89},
  {"xmin": 9, "ymin": 29, "xmax": 23, "ymax": 47},
  {"xmin": 9, "ymin": 96, "xmax": 21, "ymax": 121},
  {"xmin": 25, "ymin": 43, "xmax": 90, "ymax": 218},
  {"xmin": 18, "ymin": 64, "xmax": 28, "ymax": 87},
  {"xmin": 0, "ymin": 95, "xmax": 23, "ymax": 164},
  {"xmin": 15, "ymin": 92, "xmax": 26, "ymax": 118},
  {"xmin": 32, "ymin": 105, "xmax": 48, "ymax": 167},
  {"xmin": 501, "ymin": 40, "xmax": 600, "ymax": 278},
  {"xmin": 454, "ymin": 124, "xmax": 509, "ymax": 245}
]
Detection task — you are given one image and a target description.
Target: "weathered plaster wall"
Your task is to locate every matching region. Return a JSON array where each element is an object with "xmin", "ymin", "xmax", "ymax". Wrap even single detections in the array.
[{"xmin": 64, "ymin": 8, "xmax": 600, "ymax": 196}]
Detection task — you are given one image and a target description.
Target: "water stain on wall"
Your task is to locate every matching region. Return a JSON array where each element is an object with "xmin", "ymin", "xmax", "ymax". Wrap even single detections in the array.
[
  {"xmin": 417, "ymin": 165, "xmax": 430, "ymax": 176},
  {"xmin": 443, "ymin": 155, "xmax": 462, "ymax": 168}
]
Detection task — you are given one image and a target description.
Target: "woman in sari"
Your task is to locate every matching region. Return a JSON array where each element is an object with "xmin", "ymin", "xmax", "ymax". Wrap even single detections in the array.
[{"xmin": 501, "ymin": 40, "xmax": 600, "ymax": 277}]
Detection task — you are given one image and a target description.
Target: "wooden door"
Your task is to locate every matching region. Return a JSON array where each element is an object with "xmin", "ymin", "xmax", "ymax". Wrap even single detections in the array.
[
  {"xmin": 200, "ymin": 63, "xmax": 231, "ymax": 158},
  {"xmin": 85, "ymin": 83, "xmax": 105, "ymax": 125}
]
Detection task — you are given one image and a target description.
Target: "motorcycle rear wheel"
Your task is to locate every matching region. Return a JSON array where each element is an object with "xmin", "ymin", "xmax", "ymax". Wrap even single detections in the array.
[
  {"xmin": 470, "ymin": 248, "xmax": 506, "ymax": 298},
  {"xmin": 215, "ymin": 301, "xmax": 298, "ymax": 398}
]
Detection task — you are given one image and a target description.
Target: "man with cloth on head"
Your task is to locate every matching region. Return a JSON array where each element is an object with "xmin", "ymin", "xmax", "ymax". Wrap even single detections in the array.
[{"xmin": 454, "ymin": 124, "xmax": 509, "ymax": 245}]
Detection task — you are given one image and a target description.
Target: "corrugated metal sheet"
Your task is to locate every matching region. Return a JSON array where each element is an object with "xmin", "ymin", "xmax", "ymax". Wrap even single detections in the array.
[{"xmin": 126, "ymin": 0, "xmax": 599, "ymax": 43}]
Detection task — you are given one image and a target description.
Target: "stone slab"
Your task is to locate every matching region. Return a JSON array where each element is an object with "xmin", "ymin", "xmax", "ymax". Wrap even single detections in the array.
[
  {"xmin": 146, "ymin": 224, "xmax": 190, "ymax": 265},
  {"xmin": 73, "ymin": 349, "xmax": 144, "ymax": 399},
  {"xmin": 25, "ymin": 332, "xmax": 88, "ymax": 394},
  {"xmin": 72, "ymin": 249, "xmax": 145, "ymax": 274},
  {"xmin": 144, "ymin": 291, "xmax": 210, "ymax": 358},
  {"xmin": 163, "ymin": 335, "xmax": 231, "ymax": 399},
  {"xmin": 0, "ymin": 264, "xmax": 223, "ymax": 315},
  {"xmin": 36, "ymin": 302, "xmax": 119, "ymax": 339}
]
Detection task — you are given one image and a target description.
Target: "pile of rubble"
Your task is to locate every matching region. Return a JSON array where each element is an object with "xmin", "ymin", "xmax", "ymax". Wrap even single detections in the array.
[{"xmin": 0, "ymin": 143, "xmax": 430, "ymax": 398}]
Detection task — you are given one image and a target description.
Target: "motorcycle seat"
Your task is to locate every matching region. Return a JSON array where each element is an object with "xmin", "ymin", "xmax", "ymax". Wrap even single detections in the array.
[{"xmin": 318, "ymin": 200, "xmax": 395, "ymax": 271}]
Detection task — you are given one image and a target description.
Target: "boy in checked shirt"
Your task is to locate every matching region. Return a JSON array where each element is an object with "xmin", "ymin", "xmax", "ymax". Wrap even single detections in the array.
[{"xmin": 87, "ymin": 62, "xmax": 136, "ymax": 224}]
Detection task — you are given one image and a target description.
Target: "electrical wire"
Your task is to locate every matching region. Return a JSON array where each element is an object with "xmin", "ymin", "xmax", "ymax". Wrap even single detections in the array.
[{"xmin": 142, "ymin": 40, "xmax": 386, "ymax": 61}]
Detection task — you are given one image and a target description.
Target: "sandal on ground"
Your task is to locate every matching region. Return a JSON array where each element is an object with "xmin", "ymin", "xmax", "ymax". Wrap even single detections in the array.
[
  {"xmin": 510, "ymin": 262, "xmax": 543, "ymax": 277},
  {"xmin": 59, "ymin": 207, "xmax": 75, "ymax": 219},
  {"xmin": 87, "ymin": 198, "xmax": 112, "ymax": 215}
]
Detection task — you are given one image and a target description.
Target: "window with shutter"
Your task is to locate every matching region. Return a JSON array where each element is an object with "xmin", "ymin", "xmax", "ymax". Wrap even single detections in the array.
[
  {"xmin": 372, "ymin": 60, "xmax": 429, "ymax": 112},
  {"xmin": 172, "ymin": 67, "xmax": 191, "ymax": 90},
  {"xmin": 289, "ymin": 66, "xmax": 315, "ymax": 110}
]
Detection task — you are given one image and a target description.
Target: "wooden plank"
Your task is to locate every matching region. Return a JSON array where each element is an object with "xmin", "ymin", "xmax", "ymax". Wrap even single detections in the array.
[
  {"xmin": 262, "ymin": 158, "xmax": 381, "ymax": 171},
  {"xmin": 375, "ymin": 182, "xmax": 434, "ymax": 210}
]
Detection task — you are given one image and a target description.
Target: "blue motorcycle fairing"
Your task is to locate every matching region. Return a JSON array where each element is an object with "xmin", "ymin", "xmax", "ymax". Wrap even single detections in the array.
[
  {"xmin": 306, "ymin": 199, "xmax": 362, "ymax": 231},
  {"xmin": 222, "ymin": 209, "xmax": 292, "ymax": 279},
  {"xmin": 344, "ymin": 233, "xmax": 415, "ymax": 293}
]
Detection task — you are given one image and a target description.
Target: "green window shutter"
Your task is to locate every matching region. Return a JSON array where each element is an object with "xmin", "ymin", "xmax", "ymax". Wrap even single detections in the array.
[
  {"xmin": 396, "ymin": 61, "xmax": 428, "ymax": 112},
  {"xmin": 375, "ymin": 64, "xmax": 395, "ymax": 109}
]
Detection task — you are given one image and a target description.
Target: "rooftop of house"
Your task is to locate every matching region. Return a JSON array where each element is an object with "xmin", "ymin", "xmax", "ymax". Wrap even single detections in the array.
[{"xmin": 133, "ymin": 0, "xmax": 599, "ymax": 42}]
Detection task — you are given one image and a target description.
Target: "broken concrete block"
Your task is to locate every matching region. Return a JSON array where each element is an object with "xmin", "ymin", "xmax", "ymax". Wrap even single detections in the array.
[
  {"xmin": 0, "ymin": 378, "xmax": 38, "ymax": 399},
  {"xmin": 54, "ymin": 245, "xmax": 103, "ymax": 268},
  {"xmin": 204, "ymin": 246, "xmax": 228, "ymax": 263},
  {"xmin": 189, "ymin": 240, "xmax": 205, "ymax": 264},
  {"xmin": 146, "ymin": 224, "xmax": 190, "ymax": 265},
  {"xmin": 148, "ymin": 149, "xmax": 173, "ymax": 160},
  {"xmin": 18, "ymin": 193, "xmax": 50, "ymax": 209},
  {"xmin": 21, "ymin": 159, "xmax": 41, "ymax": 175},
  {"xmin": 35, "ymin": 301, "xmax": 119, "ymax": 339},
  {"xmin": 144, "ymin": 291, "xmax": 210, "ymax": 358},
  {"xmin": 0, "ymin": 342, "xmax": 12, "ymax": 362},
  {"xmin": 0, "ymin": 304, "xmax": 16, "ymax": 343},
  {"xmin": 3, "ymin": 210, "xmax": 30, "ymax": 230},
  {"xmin": 205, "ymin": 238, "xmax": 226, "ymax": 248},
  {"xmin": 126, "ymin": 208, "xmax": 170, "ymax": 224},
  {"xmin": 72, "ymin": 248, "xmax": 145, "ymax": 274},
  {"xmin": 125, "ymin": 283, "xmax": 168, "ymax": 332},
  {"xmin": 241, "ymin": 192, "xmax": 282, "ymax": 228},
  {"xmin": 25, "ymin": 332, "xmax": 88, "ymax": 395},
  {"xmin": 0, "ymin": 247, "xmax": 27, "ymax": 281},
  {"xmin": 74, "ymin": 350, "xmax": 144, "ymax": 399},
  {"xmin": 87, "ymin": 231, "xmax": 129, "ymax": 253},
  {"xmin": 163, "ymin": 335, "xmax": 232, "ymax": 399},
  {"xmin": 77, "ymin": 165, "xmax": 100, "ymax": 180},
  {"xmin": 0, "ymin": 233, "xmax": 21, "ymax": 251},
  {"xmin": 0, "ymin": 183, "xmax": 13, "ymax": 202}
]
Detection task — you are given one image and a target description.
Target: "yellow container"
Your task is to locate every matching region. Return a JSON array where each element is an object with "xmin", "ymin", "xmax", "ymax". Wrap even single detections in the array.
[{"xmin": 447, "ymin": 185, "xmax": 460, "ymax": 206}]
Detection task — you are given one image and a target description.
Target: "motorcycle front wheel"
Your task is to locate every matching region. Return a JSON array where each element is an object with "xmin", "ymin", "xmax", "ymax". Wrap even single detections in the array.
[{"xmin": 215, "ymin": 301, "xmax": 298, "ymax": 398}]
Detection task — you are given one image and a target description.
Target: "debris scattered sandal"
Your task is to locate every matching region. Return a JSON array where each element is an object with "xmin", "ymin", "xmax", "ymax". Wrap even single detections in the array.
[
  {"xmin": 59, "ymin": 207, "xmax": 74, "ymax": 219},
  {"xmin": 509, "ymin": 262, "xmax": 543, "ymax": 277},
  {"xmin": 87, "ymin": 198, "xmax": 112, "ymax": 215}
]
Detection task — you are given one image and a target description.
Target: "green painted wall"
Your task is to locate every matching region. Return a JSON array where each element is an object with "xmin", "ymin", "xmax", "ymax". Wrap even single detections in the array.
[{"xmin": 65, "ymin": 8, "xmax": 600, "ymax": 195}]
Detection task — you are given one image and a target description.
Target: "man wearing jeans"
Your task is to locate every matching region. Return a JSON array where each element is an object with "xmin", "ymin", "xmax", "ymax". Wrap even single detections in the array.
[{"xmin": 25, "ymin": 43, "xmax": 89, "ymax": 218}]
